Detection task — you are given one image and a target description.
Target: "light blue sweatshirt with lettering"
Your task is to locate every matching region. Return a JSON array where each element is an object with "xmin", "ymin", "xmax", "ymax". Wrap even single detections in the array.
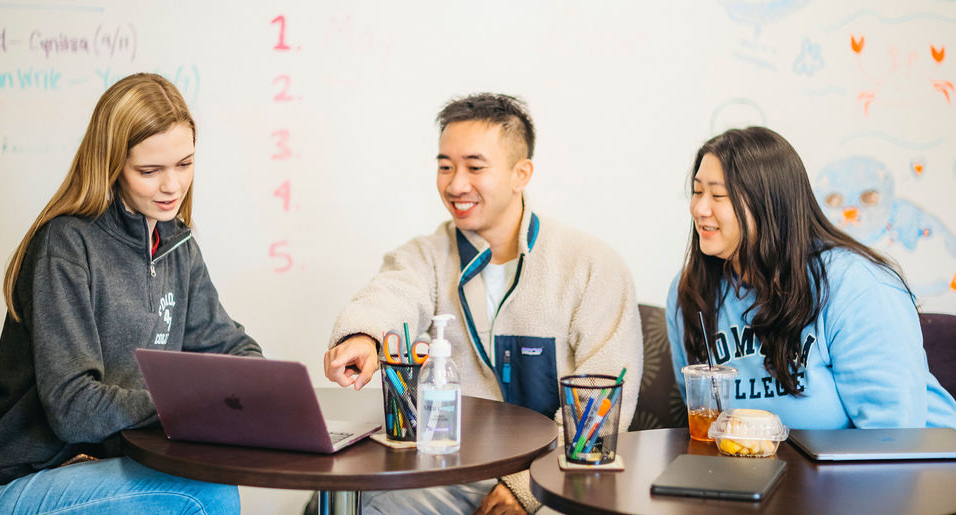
[{"xmin": 666, "ymin": 248, "xmax": 956, "ymax": 429}]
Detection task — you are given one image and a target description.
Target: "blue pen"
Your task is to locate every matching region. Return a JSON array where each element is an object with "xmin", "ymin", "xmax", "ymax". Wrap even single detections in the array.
[
  {"xmin": 383, "ymin": 370, "xmax": 418, "ymax": 428},
  {"xmin": 570, "ymin": 397, "xmax": 594, "ymax": 451},
  {"xmin": 565, "ymin": 388, "xmax": 578, "ymax": 424},
  {"xmin": 385, "ymin": 367, "xmax": 418, "ymax": 420},
  {"xmin": 385, "ymin": 367, "xmax": 406, "ymax": 395}
]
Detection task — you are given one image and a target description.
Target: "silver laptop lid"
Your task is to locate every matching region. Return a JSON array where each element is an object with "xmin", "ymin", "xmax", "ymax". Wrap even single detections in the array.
[{"xmin": 788, "ymin": 428, "xmax": 956, "ymax": 461}]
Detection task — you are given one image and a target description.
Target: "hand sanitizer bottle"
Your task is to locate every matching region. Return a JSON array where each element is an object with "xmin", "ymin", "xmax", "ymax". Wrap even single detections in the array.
[{"xmin": 417, "ymin": 314, "xmax": 461, "ymax": 454}]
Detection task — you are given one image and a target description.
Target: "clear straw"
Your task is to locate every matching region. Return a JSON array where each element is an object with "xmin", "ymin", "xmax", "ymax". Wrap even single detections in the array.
[{"xmin": 698, "ymin": 311, "xmax": 723, "ymax": 412}]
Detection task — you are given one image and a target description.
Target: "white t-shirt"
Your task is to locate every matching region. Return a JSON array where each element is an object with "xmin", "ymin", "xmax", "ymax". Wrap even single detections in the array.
[{"xmin": 480, "ymin": 258, "xmax": 518, "ymax": 364}]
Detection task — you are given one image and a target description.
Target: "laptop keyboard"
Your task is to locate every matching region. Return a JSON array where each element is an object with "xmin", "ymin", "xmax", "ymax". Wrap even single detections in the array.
[{"xmin": 329, "ymin": 431, "xmax": 353, "ymax": 444}]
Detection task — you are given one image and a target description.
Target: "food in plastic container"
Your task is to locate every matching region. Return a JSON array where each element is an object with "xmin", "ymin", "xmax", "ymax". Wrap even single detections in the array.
[{"xmin": 708, "ymin": 408, "xmax": 789, "ymax": 457}]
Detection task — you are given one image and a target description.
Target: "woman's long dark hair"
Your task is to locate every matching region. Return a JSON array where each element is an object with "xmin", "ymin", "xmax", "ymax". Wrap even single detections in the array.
[{"xmin": 676, "ymin": 127, "xmax": 910, "ymax": 395}]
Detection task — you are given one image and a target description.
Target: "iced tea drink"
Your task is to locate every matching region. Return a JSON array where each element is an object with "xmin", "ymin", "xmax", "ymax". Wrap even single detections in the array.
[
  {"xmin": 688, "ymin": 407, "xmax": 721, "ymax": 441},
  {"xmin": 681, "ymin": 364, "xmax": 737, "ymax": 442}
]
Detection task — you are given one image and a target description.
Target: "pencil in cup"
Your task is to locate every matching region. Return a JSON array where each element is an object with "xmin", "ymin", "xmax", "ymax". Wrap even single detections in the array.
[
  {"xmin": 379, "ymin": 358, "xmax": 421, "ymax": 441},
  {"xmin": 559, "ymin": 373, "xmax": 625, "ymax": 465}
]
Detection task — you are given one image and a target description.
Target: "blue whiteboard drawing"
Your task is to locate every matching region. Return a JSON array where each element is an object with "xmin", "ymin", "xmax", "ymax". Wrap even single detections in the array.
[
  {"xmin": 793, "ymin": 37, "xmax": 825, "ymax": 77},
  {"xmin": 718, "ymin": 0, "xmax": 810, "ymax": 33},
  {"xmin": 815, "ymin": 156, "xmax": 956, "ymax": 296},
  {"xmin": 718, "ymin": 0, "xmax": 810, "ymax": 70}
]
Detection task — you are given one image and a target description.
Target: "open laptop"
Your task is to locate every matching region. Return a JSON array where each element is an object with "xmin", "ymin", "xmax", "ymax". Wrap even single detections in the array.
[
  {"xmin": 134, "ymin": 349, "xmax": 381, "ymax": 453},
  {"xmin": 788, "ymin": 428, "xmax": 956, "ymax": 461}
]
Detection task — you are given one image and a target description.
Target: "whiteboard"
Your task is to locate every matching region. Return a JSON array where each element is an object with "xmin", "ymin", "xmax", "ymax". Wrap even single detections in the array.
[
  {"xmin": 3, "ymin": 1, "xmax": 955, "ymax": 512},
  {"xmin": 3, "ymin": 0, "xmax": 956, "ymax": 377}
]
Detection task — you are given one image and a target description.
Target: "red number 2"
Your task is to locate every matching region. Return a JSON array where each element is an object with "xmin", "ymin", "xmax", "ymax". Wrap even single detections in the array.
[{"xmin": 273, "ymin": 75, "xmax": 294, "ymax": 102}]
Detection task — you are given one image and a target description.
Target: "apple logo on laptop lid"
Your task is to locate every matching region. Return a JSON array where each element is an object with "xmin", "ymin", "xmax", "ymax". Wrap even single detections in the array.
[{"xmin": 225, "ymin": 395, "xmax": 243, "ymax": 410}]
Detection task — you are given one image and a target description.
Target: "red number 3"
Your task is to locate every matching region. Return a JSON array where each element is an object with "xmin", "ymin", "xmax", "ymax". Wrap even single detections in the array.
[{"xmin": 270, "ymin": 129, "xmax": 292, "ymax": 160}]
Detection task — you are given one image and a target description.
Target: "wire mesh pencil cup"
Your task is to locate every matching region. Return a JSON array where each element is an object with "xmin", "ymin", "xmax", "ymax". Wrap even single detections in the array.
[
  {"xmin": 560, "ymin": 374, "xmax": 623, "ymax": 465},
  {"xmin": 379, "ymin": 359, "xmax": 421, "ymax": 441}
]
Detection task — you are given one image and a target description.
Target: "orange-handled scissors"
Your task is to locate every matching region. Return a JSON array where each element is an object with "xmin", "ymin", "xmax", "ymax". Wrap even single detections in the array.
[
  {"xmin": 383, "ymin": 331, "xmax": 405, "ymax": 364},
  {"xmin": 383, "ymin": 331, "xmax": 431, "ymax": 364},
  {"xmin": 409, "ymin": 337, "xmax": 430, "ymax": 364}
]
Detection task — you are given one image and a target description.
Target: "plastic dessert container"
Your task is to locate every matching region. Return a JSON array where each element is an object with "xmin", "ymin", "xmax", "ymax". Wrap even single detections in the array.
[{"xmin": 708, "ymin": 408, "xmax": 789, "ymax": 457}]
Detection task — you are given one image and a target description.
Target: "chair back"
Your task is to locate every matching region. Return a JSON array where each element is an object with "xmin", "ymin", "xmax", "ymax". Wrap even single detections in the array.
[
  {"xmin": 921, "ymin": 313, "xmax": 956, "ymax": 398},
  {"xmin": 629, "ymin": 304, "xmax": 687, "ymax": 430}
]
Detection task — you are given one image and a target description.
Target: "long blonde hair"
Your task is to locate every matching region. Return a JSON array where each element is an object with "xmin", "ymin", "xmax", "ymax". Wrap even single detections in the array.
[{"xmin": 3, "ymin": 73, "xmax": 196, "ymax": 321}]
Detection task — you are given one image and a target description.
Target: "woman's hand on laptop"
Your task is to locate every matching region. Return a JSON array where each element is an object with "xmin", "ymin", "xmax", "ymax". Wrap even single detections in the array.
[{"xmin": 325, "ymin": 335, "xmax": 379, "ymax": 390}]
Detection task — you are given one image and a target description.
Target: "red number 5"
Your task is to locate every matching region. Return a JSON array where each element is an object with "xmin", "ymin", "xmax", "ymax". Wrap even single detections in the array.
[{"xmin": 269, "ymin": 241, "xmax": 292, "ymax": 273}]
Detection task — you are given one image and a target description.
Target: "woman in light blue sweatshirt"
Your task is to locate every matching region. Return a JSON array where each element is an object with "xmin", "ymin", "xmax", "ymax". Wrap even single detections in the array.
[{"xmin": 666, "ymin": 127, "xmax": 956, "ymax": 429}]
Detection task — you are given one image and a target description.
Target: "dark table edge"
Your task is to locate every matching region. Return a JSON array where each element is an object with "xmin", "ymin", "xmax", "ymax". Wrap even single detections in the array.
[
  {"xmin": 122, "ymin": 396, "xmax": 559, "ymax": 491},
  {"xmin": 123, "ymin": 435, "xmax": 558, "ymax": 491},
  {"xmin": 529, "ymin": 453, "xmax": 631, "ymax": 515}
]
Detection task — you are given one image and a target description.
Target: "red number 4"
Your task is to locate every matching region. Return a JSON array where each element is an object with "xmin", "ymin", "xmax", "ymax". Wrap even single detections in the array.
[{"xmin": 273, "ymin": 180, "xmax": 291, "ymax": 211}]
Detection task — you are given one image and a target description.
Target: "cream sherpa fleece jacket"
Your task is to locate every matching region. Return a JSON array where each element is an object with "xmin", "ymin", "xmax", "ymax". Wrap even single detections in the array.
[{"xmin": 330, "ymin": 204, "xmax": 642, "ymax": 512}]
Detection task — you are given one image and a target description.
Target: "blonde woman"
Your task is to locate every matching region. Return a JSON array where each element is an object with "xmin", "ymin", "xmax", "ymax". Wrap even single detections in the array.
[{"xmin": 0, "ymin": 73, "xmax": 261, "ymax": 513}]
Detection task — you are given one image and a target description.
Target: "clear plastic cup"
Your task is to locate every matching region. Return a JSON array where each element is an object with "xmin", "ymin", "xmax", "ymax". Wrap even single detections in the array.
[
  {"xmin": 708, "ymin": 408, "xmax": 790, "ymax": 457},
  {"xmin": 681, "ymin": 364, "xmax": 737, "ymax": 441}
]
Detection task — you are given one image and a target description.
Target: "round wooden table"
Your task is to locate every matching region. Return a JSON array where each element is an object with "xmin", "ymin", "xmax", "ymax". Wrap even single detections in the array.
[
  {"xmin": 123, "ymin": 388, "xmax": 557, "ymax": 512},
  {"xmin": 530, "ymin": 428, "xmax": 956, "ymax": 515}
]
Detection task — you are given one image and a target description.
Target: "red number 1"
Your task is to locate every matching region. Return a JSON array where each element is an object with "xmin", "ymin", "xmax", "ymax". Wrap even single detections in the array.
[{"xmin": 271, "ymin": 15, "xmax": 290, "ymax": 51}]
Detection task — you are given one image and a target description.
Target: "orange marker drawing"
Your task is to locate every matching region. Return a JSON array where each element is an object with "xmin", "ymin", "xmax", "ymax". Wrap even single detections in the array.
[
  {"xmin": 931, "ymin": 45, "xmax": 945, "ymax": 63},
  {"xmin": 857, "ymin": 91, "xmax": 876, "ymax": 114},
  {"xmin": 842, "ymin": 206, "xmax": 860, "ymax": 224},
  {"xmin": 911, "ymin": 161, "xmax": 924, "ymax": 176},
  {"xmin": 851, "ymin": 35, "xmax": 865, "ymax": 54},
  {"xmin": 933, "ymin": 80, "xmax": 954, "ymax": 103},
  {"xmin": 950, "ymin": 271, "xmax": 956, "ymax": 291}
]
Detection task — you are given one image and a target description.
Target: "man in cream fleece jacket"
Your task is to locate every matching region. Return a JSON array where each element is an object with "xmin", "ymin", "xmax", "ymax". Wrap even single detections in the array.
[{"xmin": 324, "ymin": 93, "xmax": 642, "ymax": 514}]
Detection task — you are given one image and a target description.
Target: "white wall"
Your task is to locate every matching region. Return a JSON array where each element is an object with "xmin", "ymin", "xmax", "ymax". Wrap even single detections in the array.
[{"xmin": 2, "ymin": 1, "xmax": 956, "ymax": 512}]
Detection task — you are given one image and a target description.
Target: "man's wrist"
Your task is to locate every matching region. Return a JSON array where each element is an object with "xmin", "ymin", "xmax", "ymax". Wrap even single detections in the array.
[{"xmin": 337, "ymin": 333, "xmax": 380, "ymax": 353}]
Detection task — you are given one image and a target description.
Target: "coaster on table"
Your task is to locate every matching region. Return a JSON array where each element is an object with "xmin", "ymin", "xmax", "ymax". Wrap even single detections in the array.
[
  {"xmin": 370, "ymin": 432, "xmax": 417, "ymax": 449},
  {"xmin": 558, "ymin": 454, "xmax": 625, "ymax": 471}
]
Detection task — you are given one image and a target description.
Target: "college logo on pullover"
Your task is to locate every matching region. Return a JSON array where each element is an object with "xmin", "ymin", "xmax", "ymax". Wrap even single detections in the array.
[
  {"xmin": 154, "ymin": 291, "xmax": 176, "ymax": 345},
  {"xmin": 712, "ymin": 324, "xmax": 817, "ymax": 400}
]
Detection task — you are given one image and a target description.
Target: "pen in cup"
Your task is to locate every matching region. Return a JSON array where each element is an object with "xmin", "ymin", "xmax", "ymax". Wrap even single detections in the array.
[
  {"xmin": 573, "ymin": 398, "xmax": 610, "ymax": 458},
  {"xmin": 583, "ymin": 386, "xmax": 623, "ymax": 453},
  {"xmin": 403, "ymin": 322, "xmax": 412, "ymax": 364},
  {"xmin": 383, "ymin": 371, "xmax": 417, "ymax": 429},
  {"xmin": 570, "ymin": 397, "xmax": 594, "ymax": 451},
  {"xmin": 565, "ymin": 387, "xmax": 578, "ymax": 424},
  {"xmin": 385, "ymin": 367, "xmax": 418, "ymax": 421}
]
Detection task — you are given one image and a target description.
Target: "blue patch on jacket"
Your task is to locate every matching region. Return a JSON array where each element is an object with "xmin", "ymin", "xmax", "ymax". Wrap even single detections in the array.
[{"xmin": 495, "ymin": 335, "xmax": 558, "ymax": 416}]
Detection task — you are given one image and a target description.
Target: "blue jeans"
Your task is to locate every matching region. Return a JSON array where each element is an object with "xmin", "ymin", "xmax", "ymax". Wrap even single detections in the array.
[{"xmin": 0, "ymin": 457, "xmax": 239, "ymax": 514}]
